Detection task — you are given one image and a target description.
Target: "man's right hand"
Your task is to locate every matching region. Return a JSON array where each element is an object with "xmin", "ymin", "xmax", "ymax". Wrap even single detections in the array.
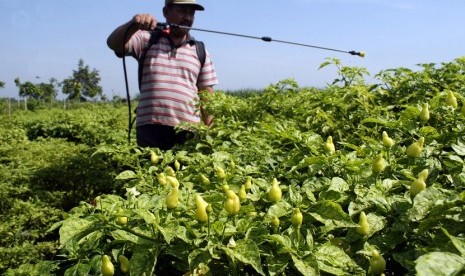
[
  {"xmin": 132, "ymin": 14, "xmax": 158, "ymax": 31},
  {"xmin": 107, "ymin": 14, "xmax": 158, "ymax": 55}
]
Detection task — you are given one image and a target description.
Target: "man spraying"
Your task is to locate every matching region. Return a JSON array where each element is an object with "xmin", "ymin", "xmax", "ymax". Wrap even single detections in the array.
[{"xmin": 107, "ymin": 0, "xmax": 218, "ymax": 150}]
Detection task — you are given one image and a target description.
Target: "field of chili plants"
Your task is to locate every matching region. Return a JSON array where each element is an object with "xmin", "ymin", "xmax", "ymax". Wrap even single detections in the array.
[{"xmin": 1, "ymin": 57, "xmax": 465, "ymax": 275}]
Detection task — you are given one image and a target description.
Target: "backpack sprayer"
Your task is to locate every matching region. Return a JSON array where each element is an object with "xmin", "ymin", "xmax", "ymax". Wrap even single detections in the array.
[{"xmin": 122, "ymin": 22, "xmax": 365, "ymax": 143}]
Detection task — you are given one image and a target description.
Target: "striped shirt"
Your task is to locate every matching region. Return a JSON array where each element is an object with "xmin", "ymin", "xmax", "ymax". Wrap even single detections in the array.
[{"xmin": 127, "ymin": 30, "xmax": 218, "ymax": 127}]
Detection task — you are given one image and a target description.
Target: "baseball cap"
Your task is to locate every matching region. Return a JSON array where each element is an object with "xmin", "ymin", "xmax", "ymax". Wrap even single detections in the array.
[{"xmin": 165, "ymin": 0, "xmax": 205, "ymax": 11}]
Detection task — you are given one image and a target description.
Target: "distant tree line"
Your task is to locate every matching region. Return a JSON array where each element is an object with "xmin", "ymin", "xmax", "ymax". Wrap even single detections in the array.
[{"xmin": 1, "ymin": 59, "xmax": 104, "ymax": 110}]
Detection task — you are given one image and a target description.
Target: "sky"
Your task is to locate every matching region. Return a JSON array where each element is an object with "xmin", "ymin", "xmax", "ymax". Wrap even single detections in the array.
[{"xmin": 1, "ymin": 0, "xmax": 464, "ymax": 99}]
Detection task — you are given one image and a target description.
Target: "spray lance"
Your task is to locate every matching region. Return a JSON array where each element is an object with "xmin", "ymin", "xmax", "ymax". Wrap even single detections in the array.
[
  {"xmin": 157, "ymin": 22, "xmax": 365, "ymax": 57},
  {"xmin": 122, "ymin": 22, "xmax": 365, "ymax": 143}
]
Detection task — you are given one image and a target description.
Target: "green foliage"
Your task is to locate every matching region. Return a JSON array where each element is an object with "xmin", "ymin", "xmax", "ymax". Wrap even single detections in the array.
[
  {"xmin": 14, "ymin": 77, "xmax": 59, "ymax": 102},
  {"xmin": 319, "ymin": 57, "xmax": 370, "ymax": 87},
  {"xmin": 2, "ymin": 56, "xmax": 465, "ymax": 275},
  {"xmin": 19, "ymin": 104, "xmax": 128, "ymax": 145},
  {"xmin": 0, "ymin": 104, "xmax": 131, "ymax": 274}
]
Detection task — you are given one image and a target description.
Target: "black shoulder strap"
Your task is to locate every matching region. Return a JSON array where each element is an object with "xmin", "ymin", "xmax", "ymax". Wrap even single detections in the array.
[
  {"xmin": 195, "ymin": 40, "xmax": 206, "ymax": 69},
  {"xmin": 138, "ymin": 30, "xmax": 162, "ymax": 90},
  {"xmin": 138, "ymin": 32, "xmax": 207, "ymax": 90}
]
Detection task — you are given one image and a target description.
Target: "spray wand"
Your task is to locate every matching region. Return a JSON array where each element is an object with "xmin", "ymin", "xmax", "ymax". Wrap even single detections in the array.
[{"xmin": 156, "ymin": 22, "xmax": 365, "ymax": 57}]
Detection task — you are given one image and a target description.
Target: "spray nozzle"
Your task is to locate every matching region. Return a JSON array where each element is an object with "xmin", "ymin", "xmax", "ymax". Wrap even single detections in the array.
[
  {"xmin": 156, "ymin": 22, "xmax": 180, "ymax": 30},
  {"xmin": 349, "ymin": 51, "xmax": 366, "ymax": 58}
]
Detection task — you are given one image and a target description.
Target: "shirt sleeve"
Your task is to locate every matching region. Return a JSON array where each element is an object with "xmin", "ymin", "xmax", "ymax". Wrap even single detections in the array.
[{"xmin": 122, "ymin": 30, "xmax": 151, "ymax": 60}]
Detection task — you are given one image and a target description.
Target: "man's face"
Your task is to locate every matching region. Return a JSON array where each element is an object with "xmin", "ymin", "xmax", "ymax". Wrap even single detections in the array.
[{"xmin": 164, "ymin": 5, "xmax": 196, "ymax": 36}]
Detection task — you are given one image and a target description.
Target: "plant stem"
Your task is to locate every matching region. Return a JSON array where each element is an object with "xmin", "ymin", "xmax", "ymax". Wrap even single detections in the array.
[
  {"xmin": 207, "ymin": 214, "xmax": 211, "ymax": 238},
  {"xmin": 296, "ymin": 227, "xmax": 301, "ymax": 247},
  {"xmin": 386, "ymin": 147, "xmax": 391, "ymax": 163},
  {"xmin": 221, "ymin": 216, "xmax": 230, "ymax": 242}
]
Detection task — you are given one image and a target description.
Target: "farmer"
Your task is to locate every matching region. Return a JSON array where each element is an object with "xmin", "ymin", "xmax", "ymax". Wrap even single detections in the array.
[{"xmin": 107, "ymin": 0, "xmax": 218, "ymax": 150}]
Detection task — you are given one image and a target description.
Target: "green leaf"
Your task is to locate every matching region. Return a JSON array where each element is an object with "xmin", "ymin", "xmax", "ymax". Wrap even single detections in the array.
[
  {"xmin": 245, "ymin": 226, "xmax": 268, "ymax": 241},
  {"xmin": 266, "ymin": 254, "xmax": 290, "ymax": 276},
  {"xmin": 59, "ymin": 217, "xmax": 95, "ymax": 246},
  {"xmin": 306, "ymin": 229, "xmax": 314, "ymax": 250},
  {"xmin": 64, "ymin": 262, "xmax": 91, "ymax": 276},
  {"xmin": 221, "ymin": 239, "xmax": 265, "ymax": 275},
  {"xmin": 130, "ymin": 244, "xmax": 161, "ymax": 276},
  {"xmin": 310, "ymin": 201, "xmax": 356, "ymax": 232},
  {"xmin": 330, "ymin": 177, "xmax": 349, "ymax": 192},
  {"xmin": 154, "ymin": 220, "xmax": 180, "ymax": 244},
  {"xmin": 289, "ymin": 185, "xmax": 303, "ymax": 205},
  {"xmin": 188, "ymin": 249, "xmax": 211, "ymax": 271},
  {"xmin": 135, "ymin": 194, "xmax": 164, "ymax": 210},
  {"xmin": 262, "ymin": 234, "xmax": 294, "ymax": 254},
  {"xmin": 133, "ymin": 209, "xmax": 157, "ymax": 224},
  {"xmin": 77, "ymin": 230, "xmax": 104, "ymax": 252},
  {"xmin": 210, "ymin": 220, "xmax": 225, "ymax": 235},
  {"xmin": 443, "ymin": 154, "xmax": 464, "ymax": 173},
  {"xmin": 452, "ymin": 140, "xmax": 465, "ymax": 156},
  {"xmin": 360, "ymin": 117, "xmax": 388, "ymax": 125},
  {"xmin": 319, "ymin": 190, "xmax": 345, "ymax": 201},
  {"xmin": 364, "ymin": 212, "xmax": 387, "ymax": 237},
  {"xmin": 419, "ymin": 126, "xmax": 440, "ymax": 140},
  {"xmin": 175, "ymin": 225, "xmax": 190, "ymax": 243},
  {"xmin": 442, "ymin": 228, "xmax": 465, "ymax": 256},
  {"xmin": 291, "ymin": 254, "xmax": 319, "ymax": 276},
  {"xmin": 46, "ymin": 220, "xmax": 64, "ymax": 233},
  {"xmin": 319, "ymin": 177, "xmax": 350, "ymax": 202},
  {"xmin": 318, "ymin": 61, "xmax": 332, "ymax": 69},
  {"xmin": 290, "ymin": 156, "xmax": 325, "ymax": 173},
  {"xmin": 415, "ymin": 252, "xmax": 465, "ymax": 276},
  {"xmin": 408, "ymin": 188, "xmax": 444, "ymax": 221},
  {"xmin": 110, "ymin": 229, "xmax": 153, "ymax": 245},
  {"xmin": 265, "ymin": 200, "xmax": 292, "ymax": 219},
  {"xmin": 315, "ymin": 242, "xmax": 364, "ymax": 275},
  {"xmin": 115, "ymin": 170, "xmax": 137, "ymax": 180}
]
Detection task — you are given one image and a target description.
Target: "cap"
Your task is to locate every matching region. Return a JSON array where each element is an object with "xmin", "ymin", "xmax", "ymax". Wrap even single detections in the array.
[{"xmin": 165, "ymin": 0, "xmax": 204, "ymax": 11}]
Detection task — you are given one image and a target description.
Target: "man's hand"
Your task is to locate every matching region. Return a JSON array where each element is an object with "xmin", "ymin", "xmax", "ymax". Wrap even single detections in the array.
[
  {"xmin": 132, "ymin": 14, "xmax": 158, "ymax": 31},
  {"xmin": 107, "ymin": 14, "xmax": 158, "ymax": 55}
]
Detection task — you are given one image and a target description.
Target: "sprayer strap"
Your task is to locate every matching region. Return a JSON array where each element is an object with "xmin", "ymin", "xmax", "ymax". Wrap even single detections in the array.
[{"xmin": 138, "ymin": 31, "xmax": 206, "ymax": 90}]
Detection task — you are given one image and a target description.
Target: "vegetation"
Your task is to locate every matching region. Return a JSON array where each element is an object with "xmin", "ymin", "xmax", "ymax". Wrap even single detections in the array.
[
  {"xmin": 2, "ymin": 59, "xmax": 103, "ymax": 112},
  {"xmin": 61, "ymin": 59, "xmax": 104, "ymax": 101},
  {"xmin": 1, "ymin": 56, "xmax": 465, "ymax": 275}
]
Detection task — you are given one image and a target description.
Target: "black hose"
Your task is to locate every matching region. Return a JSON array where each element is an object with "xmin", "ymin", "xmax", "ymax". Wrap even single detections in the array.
[{"xmin": 122, "ymin": 23, "xmax": 134, "ymax": 144}]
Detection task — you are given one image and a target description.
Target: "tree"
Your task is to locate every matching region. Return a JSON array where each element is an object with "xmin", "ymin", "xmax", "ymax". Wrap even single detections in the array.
[
  {"xmin": 62, "ymin": 59, "xmax": 103, "ymax": 101},
  {"xmin": 0, "ymin": 81, "xmax": 8, "ymax": 115},
  {"xmin": 14, "ymin": 78, "xmax": 42, "ymax": 99},
  {"xmin": 14, "ymin": 77, "xmax": 41, "ymax": 110},
  {"xmin": 37, "ymin": 78, "xmax": 59, "ymax": 104}
]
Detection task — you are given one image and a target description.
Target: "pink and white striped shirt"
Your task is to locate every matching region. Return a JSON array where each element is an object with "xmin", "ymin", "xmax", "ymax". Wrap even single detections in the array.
[{"xmin": 127, "ymin": 30, "xmax": 218, "ymax": 127}]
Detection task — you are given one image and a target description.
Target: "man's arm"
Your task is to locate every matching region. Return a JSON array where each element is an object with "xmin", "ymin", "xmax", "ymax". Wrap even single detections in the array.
[{"xmin": 107, "ymin": 14, "xmax": 158, "ymax": 56}]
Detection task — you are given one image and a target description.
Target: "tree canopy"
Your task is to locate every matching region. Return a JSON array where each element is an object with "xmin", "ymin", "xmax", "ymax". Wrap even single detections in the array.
[
  {"xmin": 62, "ymin": 59, "xmax": 103, "ymax": 101},
  {"xmin": 14, "ymin": 77, "xmax": 59, "ymax": 101}
]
